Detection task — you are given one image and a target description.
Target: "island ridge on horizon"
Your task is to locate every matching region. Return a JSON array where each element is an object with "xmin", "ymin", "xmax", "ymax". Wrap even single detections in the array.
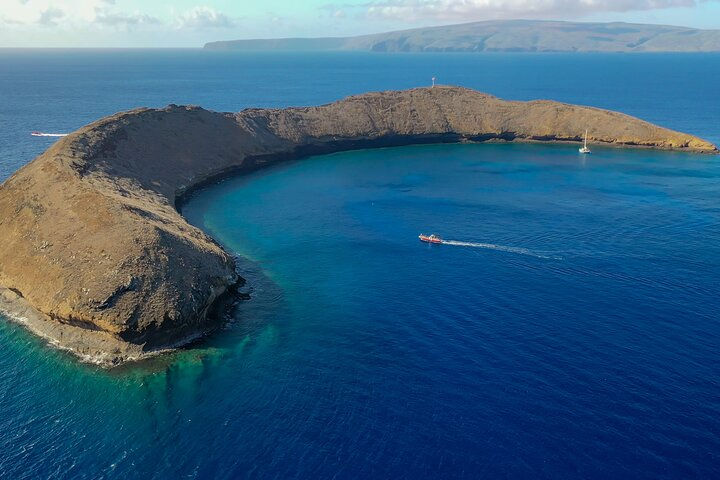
[{"xmin": 204, "ymin": 19, "xmax": 720, "ymax": 53}]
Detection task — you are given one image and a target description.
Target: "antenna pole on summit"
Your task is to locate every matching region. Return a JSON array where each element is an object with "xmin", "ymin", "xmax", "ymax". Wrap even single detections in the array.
[{"xmin": 431, "ymin": 77, "xmax": 436, "ymax": 88}]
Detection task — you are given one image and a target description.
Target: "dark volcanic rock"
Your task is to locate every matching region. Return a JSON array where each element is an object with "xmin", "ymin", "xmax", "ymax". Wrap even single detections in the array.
[{"xmin": 0, "ymin": 87, "xmax": 716, "ymax": 365}]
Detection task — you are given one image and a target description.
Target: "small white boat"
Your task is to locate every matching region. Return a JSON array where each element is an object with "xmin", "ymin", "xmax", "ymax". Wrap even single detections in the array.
[{"xmin": 579, "ymin": 129, "xmax": 591, "ymax": 154}]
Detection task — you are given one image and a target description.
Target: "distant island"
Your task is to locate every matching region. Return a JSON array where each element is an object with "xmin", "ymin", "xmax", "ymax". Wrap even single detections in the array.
[
  {"xmin": 0, "ymin": 87, "xmax": 716, "ymax": 366},
  {"xmin": 205, "ymin": 20, "xmax": 720, "ymax": 53}
]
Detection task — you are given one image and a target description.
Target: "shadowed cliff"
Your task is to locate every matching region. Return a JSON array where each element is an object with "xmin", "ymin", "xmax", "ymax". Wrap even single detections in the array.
[{"xmin": 0, "ymin": 87, "xmax": 715, "ymax": 365}]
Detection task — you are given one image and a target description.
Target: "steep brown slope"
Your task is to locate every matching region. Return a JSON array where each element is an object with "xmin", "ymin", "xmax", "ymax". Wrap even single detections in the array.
[{"xmin": 0, "ymin": 87, "xmax": 715, "ymax": 365}]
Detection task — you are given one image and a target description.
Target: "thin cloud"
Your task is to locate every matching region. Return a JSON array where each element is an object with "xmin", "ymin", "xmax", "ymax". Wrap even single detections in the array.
[
  {"xmin": 176, "ymin": 6, "xmax": 236, "ymax": 29},
  {"xmin": 0, "ymin": 0, "xmax": 160, "ymax": 28},
  {"xmin": 94, "ymin": 10, "xmax": 161, "ymax": 27},
  {"xmin": 345, "ymin": 0, "xmax": 713, "ymax": 21},
  {"xmin": 37, "ymin": 8, "xmax": 65, "ymax": 26}
]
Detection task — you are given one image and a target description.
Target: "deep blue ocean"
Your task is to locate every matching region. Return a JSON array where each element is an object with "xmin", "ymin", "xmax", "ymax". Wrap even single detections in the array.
[{"xmin": 1, "ymin": 50, "xmax": 719, "ymax": 479}]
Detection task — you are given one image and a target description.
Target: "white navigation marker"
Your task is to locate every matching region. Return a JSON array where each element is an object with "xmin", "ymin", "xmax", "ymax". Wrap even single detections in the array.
[{"xmin": 431, "ymin": 76, "xmax": 436, "ymax": 88}]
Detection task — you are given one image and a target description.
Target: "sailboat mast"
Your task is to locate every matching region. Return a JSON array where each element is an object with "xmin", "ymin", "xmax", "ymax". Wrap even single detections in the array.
[{"xmin": 584, "ymin": 129, "xmax": 588, "ymax": 149}]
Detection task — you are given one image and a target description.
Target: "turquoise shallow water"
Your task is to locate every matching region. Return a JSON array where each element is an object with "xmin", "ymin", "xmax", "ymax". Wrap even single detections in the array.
[{"xmin": 1, "ymin": 51, "xmax": 720, "ymax": 479}]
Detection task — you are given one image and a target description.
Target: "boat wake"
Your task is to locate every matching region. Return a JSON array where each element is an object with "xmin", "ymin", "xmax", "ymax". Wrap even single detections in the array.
[
  {"xmin": 441, "ymin": 239, "xmax": 561, "ymax": 260},
  {"xmin": 31, "ymin": 132, "xmax": 68, "ymax": 137}
]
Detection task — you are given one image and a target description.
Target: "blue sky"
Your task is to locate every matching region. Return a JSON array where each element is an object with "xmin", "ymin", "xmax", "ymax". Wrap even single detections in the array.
[{"xmin": 1, "ymin": 0, "xmax": 720, "ymax": 47}]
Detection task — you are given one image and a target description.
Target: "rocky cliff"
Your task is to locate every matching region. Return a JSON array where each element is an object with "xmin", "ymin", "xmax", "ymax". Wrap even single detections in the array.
[{"xmin": 0, "ymin": 87, "xmax": 715, "ymax": 365}]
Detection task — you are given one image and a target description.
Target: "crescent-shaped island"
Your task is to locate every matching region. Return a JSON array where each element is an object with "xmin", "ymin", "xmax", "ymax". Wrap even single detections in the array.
[{"xmin": 0, "ymin": 86, "xmax": 716, "ymax": 365}]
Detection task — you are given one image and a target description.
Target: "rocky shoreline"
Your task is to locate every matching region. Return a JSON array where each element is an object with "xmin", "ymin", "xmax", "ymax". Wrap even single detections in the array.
[{"xmin": 0, "ymin": 87, "xmax": 716, "ymax": 366}]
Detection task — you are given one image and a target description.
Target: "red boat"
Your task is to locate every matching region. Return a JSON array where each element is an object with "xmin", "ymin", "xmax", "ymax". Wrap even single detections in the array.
[{"xmin": 419, "ymin": 234, "xmax": 443, "ymax": 244}]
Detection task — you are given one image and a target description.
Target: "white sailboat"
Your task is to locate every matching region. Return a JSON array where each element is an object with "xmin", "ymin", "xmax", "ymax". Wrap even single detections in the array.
[{"xmin": 579, "ymin": 129, "xmax": 591, "ymax": 154}]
